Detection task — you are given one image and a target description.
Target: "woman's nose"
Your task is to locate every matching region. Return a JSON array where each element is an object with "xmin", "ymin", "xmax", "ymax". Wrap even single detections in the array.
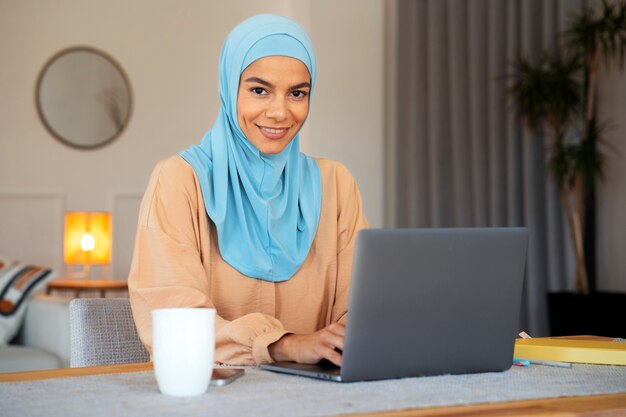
[{"xmin": 265, "ymin": 96, "xmax": 287, "ymax": 121}]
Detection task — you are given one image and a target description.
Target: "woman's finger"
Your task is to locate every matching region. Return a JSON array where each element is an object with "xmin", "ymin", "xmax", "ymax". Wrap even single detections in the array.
[
  {"xmin": 321, "ymin": 346, "xmax": 343, "ymax": 367},
  {"xmin": 322, "ymin": 331, "xmax": 344, "ymax": 352}
]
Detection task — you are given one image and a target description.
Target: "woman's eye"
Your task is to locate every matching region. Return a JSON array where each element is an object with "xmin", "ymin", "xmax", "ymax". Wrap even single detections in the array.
[
  {"xmin": 252, "ymin": 87, "xmax": 267, "ymax": 95},
  {"xmin": 291, "ymin": 90, "xmax": 308, "ymax": 99}
]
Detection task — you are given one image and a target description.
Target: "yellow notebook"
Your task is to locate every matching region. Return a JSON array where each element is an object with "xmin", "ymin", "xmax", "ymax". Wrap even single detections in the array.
[{"xmin": 514, "ymin": 337, "xmax": 626, "ymax": 365}]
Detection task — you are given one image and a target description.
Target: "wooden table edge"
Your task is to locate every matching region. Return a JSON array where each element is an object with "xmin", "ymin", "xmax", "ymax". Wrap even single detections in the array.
[
  {"xmin": 342, "ymin": 392, "xmax": 626, "ymax": 417},
  {"xmin": 0, "ymin": 362, "xmax": 152, "ymax": 382}
]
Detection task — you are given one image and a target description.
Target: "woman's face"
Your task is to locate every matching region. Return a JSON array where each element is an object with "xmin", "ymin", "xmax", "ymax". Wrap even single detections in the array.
[{"xmin": 237, "ymin": 56, "xmax": 311, "ymax": 154}]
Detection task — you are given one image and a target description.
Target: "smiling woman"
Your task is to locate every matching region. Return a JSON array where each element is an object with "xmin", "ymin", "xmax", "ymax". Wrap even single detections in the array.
[{"xmin": 128, "ymin": 14, "xmax": 369, "ymax": 368}]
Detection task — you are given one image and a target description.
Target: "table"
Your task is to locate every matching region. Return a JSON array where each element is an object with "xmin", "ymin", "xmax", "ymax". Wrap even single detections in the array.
[
  {"xmin": 46, "ymin": 279, "xmax": 128, "ymax": 298},
  {"xmin": 1, "ymin": 362, "xmax": 625, "ymax": 416}
]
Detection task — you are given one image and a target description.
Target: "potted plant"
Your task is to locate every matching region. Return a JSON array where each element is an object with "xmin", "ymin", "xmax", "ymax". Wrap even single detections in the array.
[{"xmin": 507, "ymin": 0, "xmax": 626, "ymax": 336}]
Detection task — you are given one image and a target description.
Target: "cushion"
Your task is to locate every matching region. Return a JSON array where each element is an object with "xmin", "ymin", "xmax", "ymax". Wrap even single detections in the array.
[
  {"xmin": 20, "ymin": 293, "xmax": 72, "ymax": 367},
  {"xmin": 0, "ymin": 258, "xmax": 56, "ymax": 345},
  {"xmin": 0, "ymin": 344, "xmax": 62, "ymax": 372}
]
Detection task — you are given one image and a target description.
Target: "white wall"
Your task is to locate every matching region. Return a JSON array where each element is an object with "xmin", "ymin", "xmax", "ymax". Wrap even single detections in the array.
[
  {"xmin": 0, "ymin": 0, "xmax": 385, "ymax": 278},
  {"xmin": 304, "ymin": 0, "xmax": 384, "ymax": 221}
]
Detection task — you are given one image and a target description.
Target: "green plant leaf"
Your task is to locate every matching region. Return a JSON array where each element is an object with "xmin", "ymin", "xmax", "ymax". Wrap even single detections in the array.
[{"xmin": 506, "ymin": 52, "xmax": 583, "ymax": 137}]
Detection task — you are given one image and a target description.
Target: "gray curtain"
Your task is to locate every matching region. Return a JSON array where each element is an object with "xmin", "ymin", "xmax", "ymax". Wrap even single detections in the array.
[{"xmin": 394, "ymin": 0, "xmax": 582, "ymax": 336}]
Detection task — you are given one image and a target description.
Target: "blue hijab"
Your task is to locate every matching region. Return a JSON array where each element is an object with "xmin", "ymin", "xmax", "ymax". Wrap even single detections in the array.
[{"xmin": 180, "ymin": 14, "xmax": 321, "ymax": 282}]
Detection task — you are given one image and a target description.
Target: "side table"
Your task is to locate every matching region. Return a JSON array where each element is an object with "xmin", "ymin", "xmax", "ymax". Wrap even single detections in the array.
[{"xmin": 46, "ymin": 279, "xmax": 128, "ymax": 298}]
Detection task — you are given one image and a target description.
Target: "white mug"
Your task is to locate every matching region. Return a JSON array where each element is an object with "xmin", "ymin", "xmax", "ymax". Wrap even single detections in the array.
[{"xmin": 152, "ymin": 307, "xmax": 216, "ymax": 397}]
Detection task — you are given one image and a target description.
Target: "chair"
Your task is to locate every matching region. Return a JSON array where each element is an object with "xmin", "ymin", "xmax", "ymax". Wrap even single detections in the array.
[{"xmin": 69, "ymin": 298, "xmax": 150, "ymax": 368}]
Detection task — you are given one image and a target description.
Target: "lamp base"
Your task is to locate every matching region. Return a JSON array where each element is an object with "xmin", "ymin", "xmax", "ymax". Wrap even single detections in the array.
[{"xmin": 65, "ymin": 264, "xmax": 109, "ymax": 280}]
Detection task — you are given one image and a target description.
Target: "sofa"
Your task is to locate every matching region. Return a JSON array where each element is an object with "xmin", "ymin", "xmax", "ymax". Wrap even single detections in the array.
[{"xmin": 0, "ymin": 293, "xmax": 71, "ymax": 372}]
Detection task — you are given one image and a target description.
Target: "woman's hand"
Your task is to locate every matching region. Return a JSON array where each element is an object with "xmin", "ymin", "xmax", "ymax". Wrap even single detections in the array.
[{"xmin": 268, "ymin": 323, "xmax": 345, "ymax": 366}]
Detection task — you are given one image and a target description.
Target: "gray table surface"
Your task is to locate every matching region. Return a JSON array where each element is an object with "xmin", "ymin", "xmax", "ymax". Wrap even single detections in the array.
[{"xmin": 1, "ymin": 364, "xmax": 626, "ymax": 417}]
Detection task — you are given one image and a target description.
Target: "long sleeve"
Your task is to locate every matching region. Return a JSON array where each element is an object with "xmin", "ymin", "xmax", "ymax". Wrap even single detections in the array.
[{"xmin": 128, "ymin": 157, "xmax": 288, "ymax": 365}]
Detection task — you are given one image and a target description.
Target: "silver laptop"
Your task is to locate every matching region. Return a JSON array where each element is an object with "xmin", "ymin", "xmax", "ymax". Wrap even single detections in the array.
[{"xmin": 260, "ymin": 227, "xmax": 528, "ymax": 382}]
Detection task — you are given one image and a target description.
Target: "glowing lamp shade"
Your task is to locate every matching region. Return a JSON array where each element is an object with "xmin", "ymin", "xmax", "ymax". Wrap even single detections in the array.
[{"xmin": 64, "ymin": 212, "xmax": 111, "ymax": 265}]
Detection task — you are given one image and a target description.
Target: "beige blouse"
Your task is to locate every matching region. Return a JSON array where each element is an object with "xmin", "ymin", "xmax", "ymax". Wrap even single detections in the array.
[{"xmin": 128, "ymin": 155, "xmax": 369, "ymax": 365}]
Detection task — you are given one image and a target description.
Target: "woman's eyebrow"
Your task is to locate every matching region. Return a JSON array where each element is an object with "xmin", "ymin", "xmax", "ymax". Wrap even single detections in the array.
[
  {"xmin": 290, "ymin": 82, "xmax": 311, "ymax": 90},
  {"xmin": 243, "ymin": 77, "xmax": 311, "ymax": 90},
  {"xmin": 243, "ymin": 77, "xmax": 273, "ymax": 88}
]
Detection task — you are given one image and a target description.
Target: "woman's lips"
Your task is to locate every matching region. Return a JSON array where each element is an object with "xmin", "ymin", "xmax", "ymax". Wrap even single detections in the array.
[{"xmin": 258, "ymin": 125, "xmax": 289, "ymax": 140}]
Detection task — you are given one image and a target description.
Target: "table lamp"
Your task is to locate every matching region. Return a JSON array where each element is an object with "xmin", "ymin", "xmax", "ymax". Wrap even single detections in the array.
[{"xmin": 64, "ymin": 211, "xmax": 111, "ymax": 279}]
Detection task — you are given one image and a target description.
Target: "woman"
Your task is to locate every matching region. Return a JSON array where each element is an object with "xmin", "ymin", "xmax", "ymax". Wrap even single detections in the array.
[{"xmin": 128, "ymin": 14, "xmax": 368, "ymax": 366}]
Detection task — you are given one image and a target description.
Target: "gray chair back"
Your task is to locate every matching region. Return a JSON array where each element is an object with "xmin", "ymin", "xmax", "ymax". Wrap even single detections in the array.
[{"xmin": 69, "ymin": 298, "xmax": 150, "ymax": 368}]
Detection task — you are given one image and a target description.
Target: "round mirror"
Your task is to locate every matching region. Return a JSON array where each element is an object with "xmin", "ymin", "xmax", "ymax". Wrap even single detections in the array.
[{"xmin": 36, "ymin": 46, "xmax": 132, "ymax": 149}]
